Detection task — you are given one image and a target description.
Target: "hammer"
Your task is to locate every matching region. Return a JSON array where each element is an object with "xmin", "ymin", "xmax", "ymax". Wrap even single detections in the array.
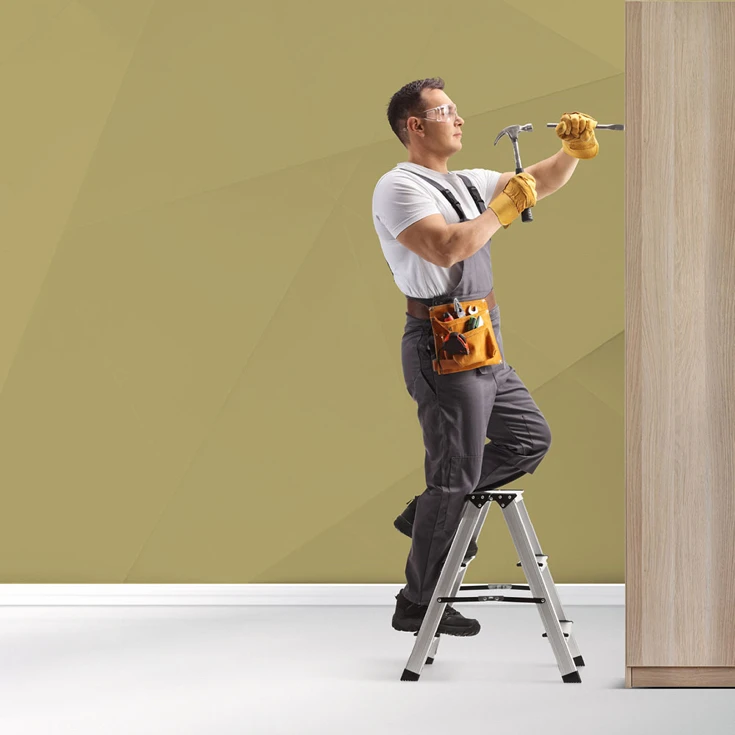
[{"xmin": 493, "ymin": 123, "xmax": 534, "ymax": 223}]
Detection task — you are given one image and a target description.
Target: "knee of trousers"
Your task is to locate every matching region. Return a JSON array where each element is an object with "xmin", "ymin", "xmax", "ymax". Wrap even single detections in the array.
[
  {"xmin": 525, "ymin": 421, "xmax": 552, "ymax": 467},
  {"xmin": 517, "ymin": 419, "xmax": 552, "ymax": 475},
  {"xmin": 536, "ymin": 419, "xmax": 552, "ymax": 455}
]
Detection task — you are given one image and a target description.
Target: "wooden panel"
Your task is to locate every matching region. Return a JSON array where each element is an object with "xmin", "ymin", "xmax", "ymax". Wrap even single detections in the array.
[
  {"xmin": 630, "ymin": 668, "xmax": 735, "ymax": 689},
  {"xmin": 626, "ymin": 1, "xmax": 735, "ymax": 670}
]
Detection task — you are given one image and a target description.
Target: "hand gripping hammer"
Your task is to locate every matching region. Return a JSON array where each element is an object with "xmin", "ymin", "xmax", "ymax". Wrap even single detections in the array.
[{"xmin": 493, "ymin": 123, "xmax": 534, "ymax": 223}]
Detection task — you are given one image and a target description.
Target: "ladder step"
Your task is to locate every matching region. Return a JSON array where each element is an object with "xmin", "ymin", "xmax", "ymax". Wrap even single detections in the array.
[
  {"xmin": 516, "ymin": 553, "xmax": 548, "ymax": 568},
  {"xmin": 542, "ymin": 619, "xmax": 574, "ymax": 638},
  {"xmin": 460, "ymin": 583, "xmax": 530, "ymax": 591},
  {"xmin": 437, "ymin": 595, "xmax": 546, "ymax": 604}
]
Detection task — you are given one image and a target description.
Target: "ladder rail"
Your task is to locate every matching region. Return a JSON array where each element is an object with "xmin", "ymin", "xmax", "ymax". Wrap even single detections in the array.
[
  {"xmin": 426, "ymin": 499, "xmax": 491, "ymax": 664},
  {"xmin": 403, "ymin": 500, "xmax": 488, "ymax": 676},
  {"xmin": 500, "ymin": 496, "xmax": 578, "ymax": 678},
  {"xmin": 514, "ymin": 496, "xmax": 583, "ymax": 665}
]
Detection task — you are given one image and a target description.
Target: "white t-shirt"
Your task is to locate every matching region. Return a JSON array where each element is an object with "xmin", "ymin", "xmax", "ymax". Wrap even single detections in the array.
[{"xmin": 372, "ymin": 161, "xmax": 502, "ymax": 298}]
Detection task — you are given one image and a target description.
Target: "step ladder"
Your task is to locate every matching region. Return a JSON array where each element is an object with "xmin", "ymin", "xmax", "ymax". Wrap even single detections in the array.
[{"xmin": 400, "ymin": 489, "xmax": 585, "ymax": 682}]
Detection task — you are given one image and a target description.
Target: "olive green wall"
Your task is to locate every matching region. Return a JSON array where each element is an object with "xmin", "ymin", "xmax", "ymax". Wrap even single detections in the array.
[{"xmin": 0, "ymin": 0, "xmax": 637, "ymax": 584}]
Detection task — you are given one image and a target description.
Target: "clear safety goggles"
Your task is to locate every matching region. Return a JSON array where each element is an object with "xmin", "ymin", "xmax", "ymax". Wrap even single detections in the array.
[{"xmin": 418, "ymin": 103, "xmax": 460, "ymax": 123}]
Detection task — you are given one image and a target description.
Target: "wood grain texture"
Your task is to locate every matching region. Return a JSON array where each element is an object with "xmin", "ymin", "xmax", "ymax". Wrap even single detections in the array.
[
  {"xmin": 630, "ymin": 667, "xmax": 735, "ymax": 688},
  {"xmin": 626, "ymin": 1, "xmax": 735, "ymax": 676}
]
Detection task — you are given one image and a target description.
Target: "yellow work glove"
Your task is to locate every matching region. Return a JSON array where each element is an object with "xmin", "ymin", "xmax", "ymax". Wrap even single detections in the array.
[
  {"xmin": 555, "ymin": 111, "xmax": 599, "ymax": 159},
  {"xmin": 488, "ymin": 172, "xmax": 537, "ymax": 229}
]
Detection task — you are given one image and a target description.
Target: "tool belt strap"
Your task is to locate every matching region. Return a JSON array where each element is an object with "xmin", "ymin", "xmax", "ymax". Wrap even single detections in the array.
[{"xmin": 406, "ymin": 289, "xmax": 496, "ymax": 320}]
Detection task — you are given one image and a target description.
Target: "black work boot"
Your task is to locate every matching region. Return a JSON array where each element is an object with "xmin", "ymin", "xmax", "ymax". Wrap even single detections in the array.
[
  {"xmin": 393, "ymin": 495, "xmax": 419, "ymax": 536},
  {"xmin": 394, "ymin": 496, "xmax": 478, "ymax": 558},
  {"xmin": 391, "ymin": 589, "xmax": 480, "ymax": 636}
]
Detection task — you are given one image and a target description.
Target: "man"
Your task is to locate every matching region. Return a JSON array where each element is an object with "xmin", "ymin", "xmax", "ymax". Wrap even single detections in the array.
[{"xmin": 371, "ymin": 77, "xmax": 598, "ymax": 637}]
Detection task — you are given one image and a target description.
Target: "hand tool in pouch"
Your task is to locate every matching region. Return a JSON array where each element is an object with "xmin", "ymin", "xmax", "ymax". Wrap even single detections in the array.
[
  {"xmin": 441, "ymin": 331, "xmax": 470, "ymax": 356},
  {"xmin": 494, "ymin": 123, "xmax": 534, "ymax": 223},
  {"xmin": 466, "ymin": 304, "xmax": 483, "ymax": 328}
]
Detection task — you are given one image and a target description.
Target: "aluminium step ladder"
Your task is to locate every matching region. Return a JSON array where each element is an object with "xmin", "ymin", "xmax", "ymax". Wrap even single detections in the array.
[{"xmin": 400, "ymin": 489, "xmax": 585, "ymax": 682}]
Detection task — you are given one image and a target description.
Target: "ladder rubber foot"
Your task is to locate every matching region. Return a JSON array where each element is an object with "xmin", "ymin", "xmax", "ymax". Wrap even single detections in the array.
[
  {"xmin": 574, "ymin": 655, "xmax": 585, "ymax": 667},
  {"xmin": 562, "ymin": 671, "xmax": 582, "ymax": 683},
  {"xmin": 401, "ymin": 669, "xmax": 420, "ymax": 681},
  {"xmin": 425, "ymin": 657, "xmax": 434, "ymax": 665}
]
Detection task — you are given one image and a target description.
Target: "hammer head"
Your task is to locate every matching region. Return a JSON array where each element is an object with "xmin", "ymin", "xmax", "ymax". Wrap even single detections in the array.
[{"xmin": 493, "ymin": 123, "xmax": 533, "ymax": 146}]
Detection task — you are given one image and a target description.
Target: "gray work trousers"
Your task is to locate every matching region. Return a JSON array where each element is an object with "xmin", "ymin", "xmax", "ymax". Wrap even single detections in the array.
[{"xmin": 400, "ymin": 304, "xmax": 552, "ymax": 605}]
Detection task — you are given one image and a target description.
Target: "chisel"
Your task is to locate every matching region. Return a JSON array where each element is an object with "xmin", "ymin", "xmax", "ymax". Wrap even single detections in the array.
[{"xmin": 545, "ymin": 123, "xmax": 625, "ymax": 130}]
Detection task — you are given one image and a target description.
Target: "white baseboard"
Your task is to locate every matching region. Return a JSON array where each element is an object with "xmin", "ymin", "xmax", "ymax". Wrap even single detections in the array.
[{"xmin": 0, "ymin": 584, "xmax": 624, "ymax": 606}]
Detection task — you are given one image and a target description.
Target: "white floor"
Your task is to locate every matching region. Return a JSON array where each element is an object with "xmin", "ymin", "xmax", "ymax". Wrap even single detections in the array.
[{"xmin": 0, "ymin": 603, "xmax": 733, "ymax": 734}]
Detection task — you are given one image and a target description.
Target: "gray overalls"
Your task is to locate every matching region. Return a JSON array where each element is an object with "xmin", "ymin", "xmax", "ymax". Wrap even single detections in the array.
[{"xmin": 398, "ymin": 170, "xmax": 552, "ymax": 606}]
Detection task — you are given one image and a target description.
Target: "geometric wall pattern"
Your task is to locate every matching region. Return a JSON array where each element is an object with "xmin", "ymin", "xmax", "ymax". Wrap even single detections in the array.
[{"xmin": 0, "ymin": 0, "xmax": 627, "ymax": 582}]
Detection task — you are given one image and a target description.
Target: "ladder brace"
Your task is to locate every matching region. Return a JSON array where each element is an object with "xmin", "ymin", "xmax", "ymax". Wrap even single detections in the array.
[{"xmin": 437, "ymin": 595, "xmax": 546, "ymax": 604}]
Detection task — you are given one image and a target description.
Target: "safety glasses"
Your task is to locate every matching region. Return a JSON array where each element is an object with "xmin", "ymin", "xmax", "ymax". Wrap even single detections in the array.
[{"xmin": 417, "ymin": 103, "xmax": 459, "ymax": 123}]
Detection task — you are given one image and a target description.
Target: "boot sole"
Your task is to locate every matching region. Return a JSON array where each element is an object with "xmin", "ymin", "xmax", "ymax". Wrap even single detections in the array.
[
  {"xmin": 393, "ymin": 516, "xmax": 413, "ymax": 537},
  {"xmin": 392, "ymin": 617, "xmax": 481, "ymax": 637}
]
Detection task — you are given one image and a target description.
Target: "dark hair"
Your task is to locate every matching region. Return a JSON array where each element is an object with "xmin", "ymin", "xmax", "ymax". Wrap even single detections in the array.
[{"xmin": 387, "ymin": 77, "xmax": 445, "ymax": 148}]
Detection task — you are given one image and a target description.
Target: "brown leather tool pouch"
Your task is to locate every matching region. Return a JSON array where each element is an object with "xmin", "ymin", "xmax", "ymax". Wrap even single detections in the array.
[{"xmin": 429, "ymin": 298, "xmax": 502, "ymax": 375}]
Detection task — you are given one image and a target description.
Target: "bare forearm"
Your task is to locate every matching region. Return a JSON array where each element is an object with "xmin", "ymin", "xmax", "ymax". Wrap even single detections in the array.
[
  {"xmin": 442, "ymin": 207, "xmax": 503, "ymax": 267},
  {"xmin": 528, "ymin": 147, "xmax": 579, "ymax": 194}
]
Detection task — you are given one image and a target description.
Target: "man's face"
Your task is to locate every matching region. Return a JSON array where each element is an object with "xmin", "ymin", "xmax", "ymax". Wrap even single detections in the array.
[{"xmin": 410, "ymin": 89, "xmax": 464, "ymax": 150}]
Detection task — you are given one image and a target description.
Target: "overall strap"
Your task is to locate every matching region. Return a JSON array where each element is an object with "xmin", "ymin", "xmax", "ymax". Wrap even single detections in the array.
[
  {"xmin": 455, "ymin": 173, "xmax": 486, "ymax": 214},
  {"xmin": 403, "ymin": 170, "xmax": 486, "ymax": 220},
  {"xmin": 403, "ymin": 171, "xmax": 468, "ymax": 222}
]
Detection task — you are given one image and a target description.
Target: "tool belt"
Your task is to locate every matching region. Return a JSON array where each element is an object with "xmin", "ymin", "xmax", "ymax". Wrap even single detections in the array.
[{"xmin": 406, "ymin": 290, "xmax": 502, "ymax": 375}]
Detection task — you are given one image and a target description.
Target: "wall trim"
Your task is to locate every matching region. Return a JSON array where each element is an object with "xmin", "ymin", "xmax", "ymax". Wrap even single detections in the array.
[{"xmin": 0, "ymin": 583, "xmax": 624, "ymax": 606}]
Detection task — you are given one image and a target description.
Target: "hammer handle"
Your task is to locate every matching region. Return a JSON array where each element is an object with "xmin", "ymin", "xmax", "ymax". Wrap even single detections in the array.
[{"xmin": 516, "ymin": 166, "xmax": 533, "ymax": 223}]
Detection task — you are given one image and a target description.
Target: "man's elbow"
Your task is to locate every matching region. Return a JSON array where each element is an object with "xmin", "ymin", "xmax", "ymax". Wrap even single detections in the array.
[
  {"xmin": 436, "ymin": 232, "xmax": 456, "ymax": 269},
  {"xmin": 438, "ymin": 243, "xmax": 454, "ymax": 268}
]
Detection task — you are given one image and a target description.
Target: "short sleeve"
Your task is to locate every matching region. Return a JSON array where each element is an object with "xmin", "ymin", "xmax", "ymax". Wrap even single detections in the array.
[
  {"xmin": 372, "ymin": 174, "xmax": 442, "ymax": 239},
  {"xmin": 464, "ymin": 168, "xmax": 503, "ymax": 204}
]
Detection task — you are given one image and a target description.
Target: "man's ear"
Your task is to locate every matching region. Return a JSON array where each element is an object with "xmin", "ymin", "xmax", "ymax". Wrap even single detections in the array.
[{"xmin": 407, "ymin": 119, "xmax": 424, "ymax": 137}]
